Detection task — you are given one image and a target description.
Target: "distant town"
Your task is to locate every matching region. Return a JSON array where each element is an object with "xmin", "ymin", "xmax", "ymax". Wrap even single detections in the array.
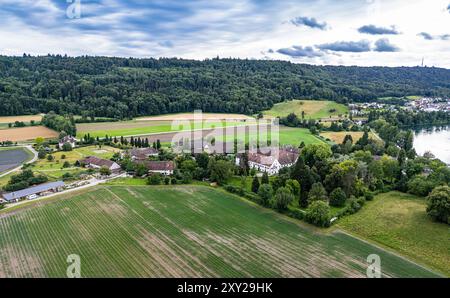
[{"xmin": 349, "ymin": 97, "xmax": 450, "ymax": 116}]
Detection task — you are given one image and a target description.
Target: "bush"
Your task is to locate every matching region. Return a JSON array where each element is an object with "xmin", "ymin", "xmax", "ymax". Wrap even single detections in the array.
[
  {"xmin": 257, "ymin": 184, "xmax": 273, "ymax": 207},
  {"xmin": 364, "ymin": 191, "xmax": 374, "ymax": 201},
  {"xmin": 171, "ymin": 178, "xmax": 177, "ymax": 185},
  {"xmin": 62, "ymin": 161, "xmax": 71, "ymax": 168},
  {"xmin": 329, "ymin": 187, "xmax": 347, "ymax": 207},
  {"xmin": 181, "ymin": 172, "xmax": 192, "ymax": 184},
  {"xmin": 426, "ymin": 185, "xmax": 450, "ymax": 225},
  {"xmin": 164, "ymin": 177, "xmax": 170, "ymax": 185},
  {"xmin": 62, "ymin": 172, "xmax": 73, "ymax": 180},
  {"xmin": 305, "ymin": 201, "xmax": 331, "ymax": 227},
  {"xmin": 347, "ymin": 197, "xmax": 362, "ymax": 214},
  {"xmin": 99, "ymin": 166, "xmax": 111, "ymax": 176},
  {"xmin": 62, "ymin": 142, "xmax": 73, "ymax": 152},
  {"xmin": 147, "ymin": 174, "xmax": 162, "ymax": 185},
  {"xmin": 287, "ymin": 208, "xmax": 305, "ymax": 220}
]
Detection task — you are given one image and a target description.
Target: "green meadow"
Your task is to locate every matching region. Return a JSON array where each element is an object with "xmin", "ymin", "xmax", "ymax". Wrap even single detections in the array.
[{"xmin": 338, "ymin": 191, "xmax": 449, "ymax": 276}]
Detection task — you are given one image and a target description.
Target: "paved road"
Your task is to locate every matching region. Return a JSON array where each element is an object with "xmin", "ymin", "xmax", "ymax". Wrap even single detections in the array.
[{"xmin": 0, "ymin": 145, "xmax": 38, "ymax": 178}]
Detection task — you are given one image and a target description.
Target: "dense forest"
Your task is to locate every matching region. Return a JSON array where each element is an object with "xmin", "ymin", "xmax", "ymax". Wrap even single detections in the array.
[{"xmin": 1, "ymin": 55, "xmax": 450, "ymax": 118}]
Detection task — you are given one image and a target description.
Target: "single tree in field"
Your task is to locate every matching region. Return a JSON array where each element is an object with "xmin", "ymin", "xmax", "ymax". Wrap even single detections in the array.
[
  {"xmin": 251, "ymin": 176, "xmax": 260, "ymax": 193},
  {"xmin": 305, "ymin": 201, "xmax": 331, "ymax": 227},
  {"xmin": 426, "ymin": 185, "xmax": 450, "ymax": 225}
]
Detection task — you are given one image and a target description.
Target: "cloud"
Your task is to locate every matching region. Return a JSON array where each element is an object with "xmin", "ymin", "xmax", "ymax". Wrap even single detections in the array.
[
  {"xmin": 418, "ymin": 32, "xmax": 434, "ymax": 40},
  {"xmin": 374, "ymin": 38, "xmax": 400, "ymax": 52},
  {"xmin": 158, "ymin": 41, "xmax": 174, "ymax": 48},
  {"xmin": 448, "ymin": 4, "xmax": 450, "ymax": 13},
  {"xmin": 290, "ymin": 16, "xmax": 328, "ymax": 30},
  {"xmin": 418, "ymin": 32, "xmax": 450, "ymax": 40},
  {"xmin": 317, "ymin": 40, "xmax": 371, "ymax": 52},
  {"xmin": 277, "ymin": 46, "xmax": 323, "ymax": 58},
  {"xmin": 358, "ymin": 25, "xmax": 399, "ymax": 35}
]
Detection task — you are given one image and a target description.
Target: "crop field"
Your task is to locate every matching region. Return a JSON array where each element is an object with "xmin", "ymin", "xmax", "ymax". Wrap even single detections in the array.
[
  {"xmin": 0, "ymin": 147, "xmax": 33, "ymax": 174},
  {"xmin": 320, "ymin": 131, "xmax": 380, "ymax": 144},
  {"xmin": 263, "ymin": 100, "xmax": 348, "ymax": 119},
  {"xmin": 0, "ymin": 185, "xmax": 438, "ymax": 277},
  {"xmin": 337, "ymin": 191, "xmax": 450, "ymax": 276},
  {"xmin": 76, "ymin": 119, "xmax": 250, "ymax": 138},
  {"xmin": 214, "ymin": 126, "xmax": 326, "ymax": 146},
  {"xmin": 0, "ymin": 115, "xmax": 43, "ymax": 124},
  {"xmin": 0, "ymin": 126, "xmax": 58, "ymax": 142}
]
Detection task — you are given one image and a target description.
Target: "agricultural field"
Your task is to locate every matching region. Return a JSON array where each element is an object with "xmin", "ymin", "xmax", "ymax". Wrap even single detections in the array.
[
  {"xmin": 320, "ymin": 131, "xmax": 380, "ymax": 144},
  {"xmin": 214, "ymin": 126, "xmax": 326, "ymax": 146},
  {"xmin": 32, "ymin": 145, "xmax": 120, "ymax": 179},
  {"xmin": 0, "ymin": 185, "xmax": 438, "ymax": 277},
  {"xmin": 0, "ymin": 126, "xmax": 58, "ymax": 142},
  {"xmin": 76, "ymin": 119, "xmax": 251, "ymax": 139},
  {"xmin": 136, "ymin": 112, "xmax": 254, "ymax": 121},
  {"xmin": 0, "ymin": 147, "xmax": 34, "ymax": 174},
  {"xmin": 0, "ymin": 115, "xmax": 43, "ymax": 125},
  {"xmin": 263, "ymin": 100, "xmax": 348, "ymax": 119},
  {"xmin": 337, "ymin": 191, "xmax": 450, "ymax": 276}
]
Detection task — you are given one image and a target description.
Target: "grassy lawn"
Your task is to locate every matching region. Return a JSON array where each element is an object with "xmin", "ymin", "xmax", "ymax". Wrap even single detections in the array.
[
  {"xmin": 32, "ymin": 145, "xmax": 120, "ymax": 179},
  {"xmin": 76, "ymin": 119, "xmax": 250, "ymax": 138},
  {"xmin": 263, "ymin": 100, "xmax": 348, "ymax": 119},
  {"xmin": 337, "ymin": 191, "xmax": 450, "ymax": 276},
  {"xmin": 0, "ymin": 185, "xmax": 438, "ymax": 277}
]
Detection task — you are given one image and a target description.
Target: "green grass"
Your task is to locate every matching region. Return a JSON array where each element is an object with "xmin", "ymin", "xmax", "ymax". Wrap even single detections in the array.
[
  {"xmin": 216, "ymin": 126, "xmax": 326, "ymax": 146},
  {"xmin": 337, "ymin": 191, "xmax": 449, "ymax": 276},
  {"xmin": 0, "ymin": 185, "xmax": 439, "ymax": 277},
  {"xmin": 32, "ymin": 145, "xmax": 120, "ymax": 179},
  {"xmin": 76, "ymin": 120, "xmax": 249, "ymax": 138},
  {"xmin": 263, "ymin": 100, "xmax": 348, "ymax": 119}
]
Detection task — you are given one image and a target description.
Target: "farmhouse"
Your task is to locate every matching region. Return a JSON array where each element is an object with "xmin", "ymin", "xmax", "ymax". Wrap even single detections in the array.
[
  {"xmin": 59, "ymin": 135, "xmax": 77, "ymax": 149},
  {"xmin": 124, "ymin": 147, "xmax": 159, "ymax": 160},
  {"xmin": 81, "ymin": 156, "xmax": 121, "ymax": 172},
  {"xmin": 135, "ymin": 160, "xmax": 175, "ymax": 175},
  {"xmin": 237, "ymin": 147, "xmax": 299, "ymax": 175},
  {"xmin": 1, "ymin": 181, "xmax": 65, "ymax": 203}
]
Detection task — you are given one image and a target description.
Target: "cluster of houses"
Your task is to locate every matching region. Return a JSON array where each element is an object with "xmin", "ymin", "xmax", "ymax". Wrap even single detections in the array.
[
  {"xmin": 1, "ymin": 134, "xmax": 301, "ymax": 205},
  {"xmin": 405, "ymin": 97, "xmax": 450, "ymax": 113},
  {"xmin": 349, "ymin": 97, "xmax": 450, "ymax": 116}
]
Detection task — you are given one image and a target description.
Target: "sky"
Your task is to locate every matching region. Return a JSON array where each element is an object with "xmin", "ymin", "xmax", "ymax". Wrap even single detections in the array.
[{"xmin": 0, "ymin": 0, "xmax": 449, "ymax": 67}]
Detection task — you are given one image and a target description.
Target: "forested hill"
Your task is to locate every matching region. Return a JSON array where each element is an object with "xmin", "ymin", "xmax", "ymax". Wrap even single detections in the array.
[{"xmin": 1, "ymin": 55, "xmax": 450, "ymax": 118}]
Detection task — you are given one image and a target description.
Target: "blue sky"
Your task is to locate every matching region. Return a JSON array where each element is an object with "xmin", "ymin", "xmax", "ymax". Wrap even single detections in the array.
[{"xmin": 0, "ymin": 0, "xmax": 449, "ymax": 67}]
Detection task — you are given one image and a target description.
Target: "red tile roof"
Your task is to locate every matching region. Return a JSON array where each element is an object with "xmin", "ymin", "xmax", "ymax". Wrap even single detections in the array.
[
  {"xmin": 81, "ymin": 156, "xmax": 116, "ymax": 168},
  {"xmin": 136, "ymin": 160, "xmax": 175, "ymax": 171}
]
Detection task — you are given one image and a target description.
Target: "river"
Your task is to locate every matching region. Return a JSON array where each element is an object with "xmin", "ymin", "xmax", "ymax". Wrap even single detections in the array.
[{"xmin": 413, "ymin": 126, "xmax": 450, "ymax": 164}]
